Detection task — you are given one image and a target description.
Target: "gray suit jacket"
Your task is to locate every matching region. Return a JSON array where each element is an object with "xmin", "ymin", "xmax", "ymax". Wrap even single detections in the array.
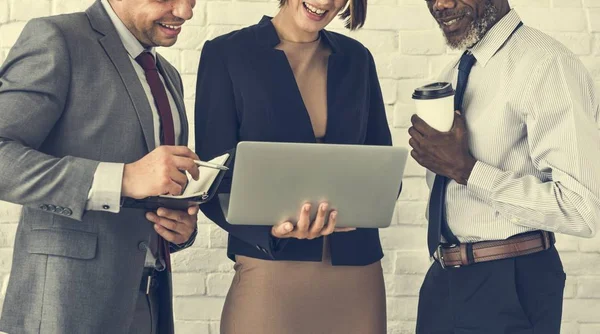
[{"xmin": 0, "ymin": 1, "xmax": 192, "ymax": 333}]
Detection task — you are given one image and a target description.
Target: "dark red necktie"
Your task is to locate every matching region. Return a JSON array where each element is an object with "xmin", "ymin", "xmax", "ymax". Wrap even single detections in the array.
[
  {"xmin": 136, "ymin": 52, "xmax": 174, "ymax": 271},
  {"xmin": 136, "ymin": 52, "xmax": 176, "ymax": 146}
]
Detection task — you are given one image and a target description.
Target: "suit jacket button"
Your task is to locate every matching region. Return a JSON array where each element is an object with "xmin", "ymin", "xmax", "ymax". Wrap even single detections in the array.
[
  {"xmin": 63, "ymin": 208, "xmax": 72, "ymax": 216},
  {"xmin": 48, "ymin": 205, "xmax": 56, "ymax": 212},
  {"xmin": 138, "ymin": 242, "xmax": 148, "ymax": 252},
  {"xmin": 55, "ymin": 207, "xmax": 64, "ymax": 214},
  {"xmin": 102, "ymin": 204, "xmax": 110, "ymax": 210},
  {"xmin": 40, "ymin": 205, "xmax": 49, "ymax": 211}
]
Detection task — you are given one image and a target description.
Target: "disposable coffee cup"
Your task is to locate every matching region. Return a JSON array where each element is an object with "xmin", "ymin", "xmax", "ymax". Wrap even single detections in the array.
[{"xmin": 412, "ymin": 82, "xmax": 455, "ymax": 132}]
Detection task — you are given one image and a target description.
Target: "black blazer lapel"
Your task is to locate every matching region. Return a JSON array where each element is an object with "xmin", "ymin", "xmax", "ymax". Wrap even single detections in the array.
[
  {"xmin": 321, "ymin": 50, "xmax": 367, "ymax": 144},
  {"xmin": 252, "ymin": 17, "xmax": 320, "ymax": 143},
  {"xmin": 251, "ymin": 18, "xmax": 364, "ymax": 144}
]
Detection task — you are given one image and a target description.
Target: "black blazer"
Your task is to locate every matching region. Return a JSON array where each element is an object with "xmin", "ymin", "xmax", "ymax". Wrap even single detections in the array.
[{"xmin": 195, "ymin": 16, "xmax": 394, "ymax": 266}]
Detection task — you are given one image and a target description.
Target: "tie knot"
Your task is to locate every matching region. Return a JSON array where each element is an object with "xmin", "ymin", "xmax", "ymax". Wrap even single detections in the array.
[
  {"xmin": 136, "ymin": 52, "xmax": 157, "ymax": 71},
  {"xmin": 458, "ymin": 51, "xmax": 476, "ymax": 72}
]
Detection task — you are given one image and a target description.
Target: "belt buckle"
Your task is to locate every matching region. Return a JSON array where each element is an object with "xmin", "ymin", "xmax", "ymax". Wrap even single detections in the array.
[
  {"xmin": 436, "ymin": 245, "xmax": 446, "ymax": 269},
  {"xmin": 540, "ymin": 231, "xmax": 556, "ymax": 249},
  {"xmin": 437, "ymin": 244, "xmax": 460, "ymax": 270}
]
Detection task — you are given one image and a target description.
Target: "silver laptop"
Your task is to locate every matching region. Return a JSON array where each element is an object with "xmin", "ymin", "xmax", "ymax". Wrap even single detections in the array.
[{"xmin": 226, "ymin": 141, "xmax": 408, "ymax": 228}]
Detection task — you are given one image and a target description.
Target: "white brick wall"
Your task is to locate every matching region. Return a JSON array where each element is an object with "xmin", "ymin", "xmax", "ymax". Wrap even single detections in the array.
[{"xmin": 1, "ymin": 0, "xmax": 600, "ymax": 333}]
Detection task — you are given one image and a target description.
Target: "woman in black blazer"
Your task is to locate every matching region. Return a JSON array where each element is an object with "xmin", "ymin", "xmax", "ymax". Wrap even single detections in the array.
[{"xmin": 195, "ymin": 0, "xmax": 395, "ymax": 332}]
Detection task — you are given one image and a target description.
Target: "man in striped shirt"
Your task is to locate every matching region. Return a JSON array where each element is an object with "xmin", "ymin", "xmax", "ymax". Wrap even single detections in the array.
[{"xmin": 409, "ymin": 0, "xmax": 600, "ymax": 332}]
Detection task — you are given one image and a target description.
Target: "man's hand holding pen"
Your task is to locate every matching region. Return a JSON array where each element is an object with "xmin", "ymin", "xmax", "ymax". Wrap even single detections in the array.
[
  {"xmin": 121, "ymin": 145, "xmax": 201, "ymax": 199},
  {"xmin": 119, "ymin": 145, "xmax": 229, "ymax": 245}
]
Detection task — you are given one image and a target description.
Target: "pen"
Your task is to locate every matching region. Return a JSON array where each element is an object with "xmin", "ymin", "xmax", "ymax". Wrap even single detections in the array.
[{"xmin": 194, "ymin": 160, "xmax": 229, "ymax": 171}]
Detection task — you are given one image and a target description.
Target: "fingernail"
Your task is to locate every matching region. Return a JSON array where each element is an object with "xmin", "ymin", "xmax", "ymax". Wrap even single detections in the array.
[
  {"xmin": 331, "ymin": 212, "xmax": 337, "ymax": 219},
  {"xmin": 320, "ymin": 203, "xmax": 328, "ymax": 211},
  {"xmin": 285, "ymin": 223, "xmax": 293, "ymax": 232},
  {"xmin": 304, "ymin": 204, "xmax": 310, "ymax": 212}
]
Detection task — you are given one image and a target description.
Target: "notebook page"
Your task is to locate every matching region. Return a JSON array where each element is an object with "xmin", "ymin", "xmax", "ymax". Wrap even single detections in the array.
[{"xmin": 160, "ymin": 153, "xmax": 229, "ymax": 199}]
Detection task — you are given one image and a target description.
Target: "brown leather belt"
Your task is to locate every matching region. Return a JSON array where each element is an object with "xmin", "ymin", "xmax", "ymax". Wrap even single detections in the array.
[{"xmin": 434, "ymin": 230, "xmax": 555, "ymax": 269}]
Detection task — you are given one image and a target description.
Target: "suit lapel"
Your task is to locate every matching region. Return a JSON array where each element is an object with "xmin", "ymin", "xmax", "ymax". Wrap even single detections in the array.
[
  {"xmin": 318, "ymin": 30, "xmax": 365, "ymax": 145},
  {"xmin": 266, "ymin": 48, "xmax": 317, "ymax": 143},
  {"xmin": 254, "ymin": 17, "xmax": 319, "ymax": 143},
  {"xmin": 253, "ymin": 18, "xmax": 356, "ymax": 144},
  {"xmin": 325, "ymin": 51, "xmax": 370, "ymax": 144},
  {"xmin": 86, "ymin": 1, "xmax": 156, "ymax": 152},
  {"xmin": 156, "ymin": 56, "xmax": 188, "ymax": 146},
  {"xmin": 321, "ymin": 49, "xmax": 358, "ymax": 144}
]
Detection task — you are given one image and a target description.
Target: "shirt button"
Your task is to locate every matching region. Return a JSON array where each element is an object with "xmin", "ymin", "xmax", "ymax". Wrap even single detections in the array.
[
  {"xmin": 138, "ymin": 242, "xmax": 148, "ymax": 252},
  {"xmin": 102, "ymin": 204, "xmax": 110, "ymax": 210}
]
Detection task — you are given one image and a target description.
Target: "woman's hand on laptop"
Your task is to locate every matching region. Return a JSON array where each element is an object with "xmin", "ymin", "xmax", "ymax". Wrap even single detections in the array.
[{"xmin": 271, "ymin": 202, "xmax": 355, "ymax": 239}]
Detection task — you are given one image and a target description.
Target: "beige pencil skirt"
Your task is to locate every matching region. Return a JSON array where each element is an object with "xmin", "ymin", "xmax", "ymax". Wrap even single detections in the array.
[{"xmin": 220, "ymin": 238, "xmax": 387, "ymax": 334}]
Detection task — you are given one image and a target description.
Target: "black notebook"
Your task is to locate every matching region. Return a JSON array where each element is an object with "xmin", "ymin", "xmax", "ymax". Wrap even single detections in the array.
[{"xmin": 121, "ymin": 151, "xmax": 233, "ymax": 210}]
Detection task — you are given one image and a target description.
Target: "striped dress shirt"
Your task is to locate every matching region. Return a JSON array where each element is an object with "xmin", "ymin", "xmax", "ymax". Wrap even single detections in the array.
[{"xmin": 426, "ymin": 10, "xmax": 600, "ymax": 243}]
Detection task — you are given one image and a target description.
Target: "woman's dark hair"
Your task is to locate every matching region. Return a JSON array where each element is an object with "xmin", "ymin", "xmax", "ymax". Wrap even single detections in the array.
[{"xmin": 278, "ymin": 0, "xmax": 367, "ymax": 30}]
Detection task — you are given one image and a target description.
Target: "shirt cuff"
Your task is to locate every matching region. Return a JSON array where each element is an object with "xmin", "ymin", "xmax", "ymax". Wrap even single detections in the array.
[
  {"xmin": 170, "ymin": 226, "xmax": 198, "ymax": 252},
  {"xmin": 86, "ymin": 162, "xmax": 124, "ymax": 213},
  {"xmin": 466, "ymin": 161, "xmax": 501, "ymax": 203}
]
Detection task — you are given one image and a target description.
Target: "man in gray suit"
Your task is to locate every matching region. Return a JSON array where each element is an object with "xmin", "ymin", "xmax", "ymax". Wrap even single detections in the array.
[{"xmin": 0, "ymin": 0, "xmax": 200, "ymax": 333}]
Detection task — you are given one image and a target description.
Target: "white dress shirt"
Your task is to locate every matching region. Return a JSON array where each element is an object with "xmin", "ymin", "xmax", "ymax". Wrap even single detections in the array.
[{"xmin": 428, "ymin": 10, "xmax": 600, "ymax": 242}]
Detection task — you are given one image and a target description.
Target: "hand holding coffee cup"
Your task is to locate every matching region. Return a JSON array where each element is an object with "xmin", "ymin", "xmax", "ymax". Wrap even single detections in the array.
[
  {"xmin": 409, "ymin": 82, "xmax": 477, "ymax": 185},
  {"xmin": 412, "ymin": 82, "xmax": 455, "ymax": 132}
]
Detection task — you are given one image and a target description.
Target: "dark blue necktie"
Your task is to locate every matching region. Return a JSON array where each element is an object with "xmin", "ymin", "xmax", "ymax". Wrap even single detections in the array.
[{"xmin": 427, "ymin": 51, "xmax": 476, "ymax": 257}]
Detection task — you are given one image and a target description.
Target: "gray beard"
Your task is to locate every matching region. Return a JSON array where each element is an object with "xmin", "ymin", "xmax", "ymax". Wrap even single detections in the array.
[{"xmin": 444, "ymin": 2, "xmax": 499, "ymax": 50}]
